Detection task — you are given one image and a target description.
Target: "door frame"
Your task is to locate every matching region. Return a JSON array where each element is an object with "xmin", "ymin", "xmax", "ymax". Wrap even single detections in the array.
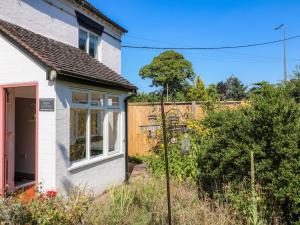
[{"xmin": 0, "ymin": 82, "xmax": 38, "ymax": 196}]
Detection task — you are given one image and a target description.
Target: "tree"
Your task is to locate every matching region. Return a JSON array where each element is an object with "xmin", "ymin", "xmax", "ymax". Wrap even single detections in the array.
[
  {"xmin": 139, "ymin": 51, "xmax": 195, "ymax": 96},
  {"xmin": 248, "ymin": 81, "xmax": 270, "ymax": 96},
  {"xmin": 217, "ymin": 81, "xmax": 228, "ymax": 101},
  {"xmin": 225, "ymin": 75, "xmax": 247, "ymax": 100},
  {"xmin": 187, "ymin": 76, "xmax": 207, "ymax": 101},
  {"xmin": 286, "ymin": 65, "xmax": 300, "ymax": 103},
  {"xmin": 130, "ymin": 92, "xmax": 160, "ymax": 103},
  {"xmin": 206, "ymin": 84, "xmax": 220, "ymax": 101}
]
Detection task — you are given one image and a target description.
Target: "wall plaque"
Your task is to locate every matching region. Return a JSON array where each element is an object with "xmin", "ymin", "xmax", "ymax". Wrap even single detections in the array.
[{"xmin": 39, "ymin": 98, "xmax": 55, "ymax": 111}]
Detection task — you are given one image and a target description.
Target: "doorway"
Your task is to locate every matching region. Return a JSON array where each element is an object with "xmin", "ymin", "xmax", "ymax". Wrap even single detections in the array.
[{"xmin": 0, "ymin": 84, "xmax": 38, "ymax": 195}]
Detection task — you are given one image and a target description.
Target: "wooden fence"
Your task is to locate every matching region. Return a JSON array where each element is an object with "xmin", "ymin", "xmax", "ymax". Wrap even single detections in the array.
[{"xmin": 128, "ymin": 101, "xmax": 241, "ymax": 156}]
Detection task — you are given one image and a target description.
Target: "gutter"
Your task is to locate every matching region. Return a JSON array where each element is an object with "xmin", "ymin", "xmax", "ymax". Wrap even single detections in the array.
[{"xmin": 124, "ymin": 89, "xmax": 137, "ymax": 183}]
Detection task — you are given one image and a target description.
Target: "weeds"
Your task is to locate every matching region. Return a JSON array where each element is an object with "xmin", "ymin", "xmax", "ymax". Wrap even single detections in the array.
[{"xmin": 0, "ymin": 176, "xmax": 244, "ymax": 225}]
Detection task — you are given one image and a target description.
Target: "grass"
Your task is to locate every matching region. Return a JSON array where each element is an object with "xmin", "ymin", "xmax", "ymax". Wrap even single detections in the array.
[
  {"xmin": 0, "ymin": 174, "xmax": 244, "ymax": 225},
  {"xmin": 94, "ymin": 174, "xmax": 244, "ymax": 225}
]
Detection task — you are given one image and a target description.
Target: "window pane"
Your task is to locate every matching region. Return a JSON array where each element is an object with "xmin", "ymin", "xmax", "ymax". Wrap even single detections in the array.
[
  {"xmin": 79, "ymin": 30, "xmax": 88, "ymax": 52},
  {"xmin": 90, "ymin": 110, "xmax": 104, "ymax": 157},
  {"xmin": 89, "ymin": 33, "xmax": 98, "ymax": 58},
  {"xmin": 70, "ymin": 109, "xmax": 87, "ymax": 162},
  {"xmin": 91, "ymin": 92, "xmax": 104, "ymax": 107},
  {"xmin": 107, "ymin": 96, "xmax": 119, "ymax": 106},
  {"xmin": 108, "ymin": 112, "xmax": 119, "ymax": 152},
  {"xmin": 72, "ymin": 91, "xmax": 88, "ymax": 104}
]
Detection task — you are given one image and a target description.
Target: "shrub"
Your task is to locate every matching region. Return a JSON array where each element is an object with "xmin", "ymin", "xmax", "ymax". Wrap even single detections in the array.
[
  {"xmin": 0, "ymin": 197, "xmax": 31, "ymax": 224},
  {"xmin": 0, "ymin": 188, "xmax": 95, "ymax": 225},
  {"xmin": 145, "ymin": 120, "xmax": 205, "ymax": 183},
  {"xmin": 198, "ymin": 83, "xmax": 300, "ymax": 224}
]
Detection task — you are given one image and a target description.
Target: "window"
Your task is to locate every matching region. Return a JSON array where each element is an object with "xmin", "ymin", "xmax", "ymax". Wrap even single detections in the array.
[
  {"xmin": 89, "ymin": 33, "xmax": 98, "ymax": 58},
  {"xmin": 107, "ymin": 96, "xmax": 120, "ymax": 107},
  {"xmin": 90, "ymin": 109, "xmax": 104, "ymax": 157},
  {"xmin": 70, "ymin": 109, "xmax": 88, "ymax": 162},
  {"xmin": 70, "ymin": 90, "xmax": 123, "ymax": 166},
  {"xmin": 108, "ymin": 111, "xmax": 120, "ymax": 152},
  {"xmin": 79, "ymin": 30, "xmax": 88, "ymax": 52},
  {"xmin": 72, "ymin": 91, "xmax": 88, "ymax": 104},
  {"xmin": 91, "ymin": 92, "xmax": 104, "ymax": 107},
  {"xmin": 78, "ymin": 29, "xmax": 98, "ymax": 58}
]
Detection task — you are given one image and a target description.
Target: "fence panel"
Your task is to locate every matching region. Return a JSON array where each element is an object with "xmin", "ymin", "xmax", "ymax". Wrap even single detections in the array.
[{"xmin": 128, "ymin": 101, "xmax": 241, "ymax": 156}]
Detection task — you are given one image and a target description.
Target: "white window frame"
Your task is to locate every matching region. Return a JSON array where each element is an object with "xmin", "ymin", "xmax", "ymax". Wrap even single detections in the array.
[
  {"xmin": 107, "ymin": 109, "xmax": 122, "ymax": 155},
  {"xmin": 69, "ymin": 89, "xmax": 124, "ymax": 169},
  {"xmin": 107, "ymin": 95, "xmax": 121, "ymax": 109},
  {"xmin": 78, "ymin": 27, "xmax": 99, "ymax": 59}
]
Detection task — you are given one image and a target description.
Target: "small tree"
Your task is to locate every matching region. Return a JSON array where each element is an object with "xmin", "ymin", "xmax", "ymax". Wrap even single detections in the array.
[
  {"xmin": 187, "ymin": 76, "xmax": 208, "ymax": 101},
  {"xmin": 217, "ymin": 81, "xmax": 228, "ymax": 101},
  {"xmin": 225, "ymin": 75, "xmax": 247, "ymax": 100},
  {"xmin": 139, "ymin": 50, "xmax": 195, "ymax": 96},
  {"xmin": 206, "ymin": 84, "xmax": 220, "ymax": 101}
]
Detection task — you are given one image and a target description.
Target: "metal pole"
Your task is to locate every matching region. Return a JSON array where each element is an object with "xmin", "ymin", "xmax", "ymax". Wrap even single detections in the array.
[
  {"xmin": 160, "ymin": 91, "xmax": 172, "ymax": 225},
  {"xmin": 284, "ymin": 29, "xmax": 287, "ymax": 82},
  {"xmin": 166, "ymin": 83, "xmax": 169, "ymax": 102}
]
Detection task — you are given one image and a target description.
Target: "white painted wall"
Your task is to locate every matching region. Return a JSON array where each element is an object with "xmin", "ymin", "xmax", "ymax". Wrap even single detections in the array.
[
  {"xmin": 0, "ymin": 0, "xmax": 122, "ymax": 73},
  {"xmin": 0, "ymin": 34, "xmax": 57, "ymax": 191},
  {"xmin": 55, "ymin": 80, "xmax": 126, "ymax": 195}
]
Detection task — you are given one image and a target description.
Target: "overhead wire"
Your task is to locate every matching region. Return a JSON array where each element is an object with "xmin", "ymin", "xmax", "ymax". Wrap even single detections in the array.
[{"xmin": 122, "ymin": 34, "xmax": 300, "ymax": 50}]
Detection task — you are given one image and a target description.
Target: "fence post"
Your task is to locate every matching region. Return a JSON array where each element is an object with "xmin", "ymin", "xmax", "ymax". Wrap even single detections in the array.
[{"xmin": 192, "ymin": 101, "xmax": 196, "ymax": 119}]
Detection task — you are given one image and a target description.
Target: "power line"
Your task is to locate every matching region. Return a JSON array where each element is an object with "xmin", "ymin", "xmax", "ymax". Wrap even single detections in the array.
[{"xmin": 122, "ymin": 34, "xmax": 300, "ymax": 50}]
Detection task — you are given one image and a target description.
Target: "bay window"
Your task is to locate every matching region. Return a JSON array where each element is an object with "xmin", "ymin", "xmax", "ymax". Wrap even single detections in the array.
[
  {"xmin": 78, "ymin": 28, "xmax": 98, "ymax": 58},
  {"xmin": 70, "ymin": 90, "xmax": 122, "ymax": 165},
  {"xmin": 70, "ymin": 109, "xmax": 88, "ymax": 162},
  {"xmin": 90, "ymin": 109, "xmax": 104, "ymax": 157},
  {"xmin": 108, "ymin": 111, "xmax": 120, "ymax": 152}
]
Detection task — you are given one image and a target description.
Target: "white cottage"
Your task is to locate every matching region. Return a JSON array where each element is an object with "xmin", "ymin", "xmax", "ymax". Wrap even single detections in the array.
[{"xmin": 0, "ymin": 0, "xmax": 136, "ymax": 196}]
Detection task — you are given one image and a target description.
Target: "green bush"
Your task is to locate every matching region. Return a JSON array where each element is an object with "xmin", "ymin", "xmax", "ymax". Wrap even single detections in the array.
[
  {"xmin": 145, "ymin": 133, "xmax": 201, "ymax": 183},
  {"xmin": 0, "ymin": 197, "xmax": 31, "ymax": 224},
  {"xmin": 0, "ymin": 188, "xmax": 95, "ymax": 225},
  {"xmin": 198, "ymin": 83, "xmax": 300, "ymax": 224},
  {"xmin": 145, "ymin": 83, "xmax": 300, "ymax": 224}
]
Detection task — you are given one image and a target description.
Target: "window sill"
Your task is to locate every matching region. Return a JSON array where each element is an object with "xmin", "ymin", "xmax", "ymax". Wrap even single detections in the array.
[{"xmin": 68, "ymin": 152, "xmax": 124, "ymax": 171}]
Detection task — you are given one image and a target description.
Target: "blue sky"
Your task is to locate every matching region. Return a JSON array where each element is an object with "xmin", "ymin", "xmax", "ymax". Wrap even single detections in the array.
[{"xmin": 91, "ymin": 0, "xmax": 300, "ymax": 93}]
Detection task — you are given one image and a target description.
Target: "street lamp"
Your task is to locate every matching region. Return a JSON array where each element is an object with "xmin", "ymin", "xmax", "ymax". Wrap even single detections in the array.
[{"xmin": 274, "ymin": 24, "xmax": 287, "ymax": 82}]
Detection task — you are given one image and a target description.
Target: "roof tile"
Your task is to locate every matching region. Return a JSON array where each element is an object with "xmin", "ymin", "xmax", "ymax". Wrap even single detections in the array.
[{"xmin": 0, "ymin": 19, "xmax": 135, "ymax": 90}]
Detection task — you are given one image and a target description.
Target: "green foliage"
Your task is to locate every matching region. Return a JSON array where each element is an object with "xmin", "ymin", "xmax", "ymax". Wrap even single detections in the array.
[
  {"xmin": 286, "ymin": 65, "xmax": 300, "ymax": 103},
  {"xmin": 198, "ymin": 83, "xmax": 300, "ymax": 224},
  {"xmin": 144, "ymin": 82, "xmax": 300, "ymax": 223},
  {"xmin": 187, "ymin": 76, "xmax": 208, "ymax": 101},
  {"xmin": 217, "ymin": 75, "xmax": 247, "ymax": 100},
  {"xmin": 225, "ymin": 75, "xmax": 247, "ymax": 100},
  {"xmin": 0, "ymin": 188, "xmax": 95, "ymax": 225},
  {"xmin": 130, "ymin": 92, "xmax": 160, "ymax": 103},
  {"xmin": 145, "ymin": 136, "xmax": 200, "ymax": 183},
  {"xmin": 216, "ymin": 81, "xmax": 228, "ymax": 101},
  {"xmin": 139, "ymin": 50, "xmax": 195, "ymax": 96},
  {"xmin": 0, "ymin": 197, "xmax": 31, "ymax": 224},
  {"xmin": 206, "ymin": 84, "xmax": 220, "ymax": 101}
]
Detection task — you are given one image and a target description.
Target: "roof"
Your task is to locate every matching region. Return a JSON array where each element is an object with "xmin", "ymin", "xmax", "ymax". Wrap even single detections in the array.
[
  {"xmin": 0, "ymin": 19, "xmax": 136, "ymax": 91},
  {"xmin": 72, "ymin": 0, "xmax": 128, "ymax": 33}
]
